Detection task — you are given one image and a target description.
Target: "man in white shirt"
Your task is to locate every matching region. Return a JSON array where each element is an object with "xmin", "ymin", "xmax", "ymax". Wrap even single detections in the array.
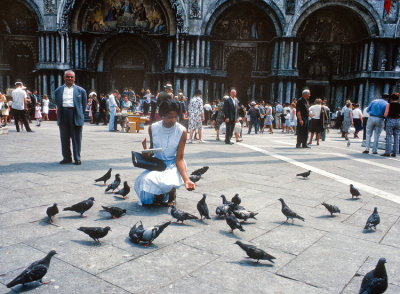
[
  {"xmin": 108, "ymin": 89, "xmax": 120, "ymax": 132},
  {"xmin": 11, "ymin": 82, "xmax": 32, "ymax": 132},
  {"xmin": 55, "ymin": 70, "xmax": 87, "ymax": 165}
]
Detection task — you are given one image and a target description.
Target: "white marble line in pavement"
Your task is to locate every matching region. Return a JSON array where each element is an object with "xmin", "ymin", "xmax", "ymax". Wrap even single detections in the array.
[
  {"xmin": 273, "ymin": 139, "xmax": 400, "ymax": 167},
  {"xmin": 239, "ymin": 142, "xmax": 400, "ymax": 205}
]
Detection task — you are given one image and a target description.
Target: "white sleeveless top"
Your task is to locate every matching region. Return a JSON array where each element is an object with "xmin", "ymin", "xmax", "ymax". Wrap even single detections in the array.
[{"xmin": 151, "ymin": 121, "xmax": 185, "ymax": 163}]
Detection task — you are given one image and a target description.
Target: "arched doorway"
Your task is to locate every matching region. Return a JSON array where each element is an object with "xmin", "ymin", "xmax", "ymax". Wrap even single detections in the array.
[
  {"xmin": 226, "ymin": 51, "xmax": 252, "ymax": 102},
  {"xmin": 209, "ymin": 2, "xmax": 278, "ymax": 103},
  {"xmin": 297, "ymin": 6, "xmax": 369, "ymax": 107},
  {"xmin": 0, "ymin": 0, "xmax": 38, "ymax": 90}
]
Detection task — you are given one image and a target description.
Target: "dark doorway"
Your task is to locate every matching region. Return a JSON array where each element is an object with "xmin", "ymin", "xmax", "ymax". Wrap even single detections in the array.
[
  {"xmin": 308, "ymin": 84, "xmax": 327, "ymax": 104},
  {"xmin": 112, "ymin": 69, "xmax": 144, "ymax": 91},
  {"xmin": 226, "ymin": 51, "xmax": 252, "ymax": 104}
]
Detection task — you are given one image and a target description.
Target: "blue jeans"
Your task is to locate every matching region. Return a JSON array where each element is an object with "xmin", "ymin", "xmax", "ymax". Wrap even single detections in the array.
[
  {"xmin": 248, "ymin": 119, "xmax": 258, "ymax": 134},
  {"xmin": 109, "ymin": 107, "xmax": 116, "ymax": 131},
  {"xmin": 385, "ymin": 118, "xmax": 400, "ymax": 154},
  {"xmin": 365, "ymin": 116, "xmax": 384, "ymax": 153}
]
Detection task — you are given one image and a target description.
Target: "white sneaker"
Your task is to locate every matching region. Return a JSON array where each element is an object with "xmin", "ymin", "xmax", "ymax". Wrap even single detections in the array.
[{"xmin": 199, "ymin": 140, "xmax": 205, "ymax": 143}]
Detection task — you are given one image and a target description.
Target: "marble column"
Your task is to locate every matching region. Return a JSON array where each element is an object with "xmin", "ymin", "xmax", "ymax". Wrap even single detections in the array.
[
  {"xmin": 294, "ymin": 41, "xmax": 299, "ymax": 70},
  {"xmin": 75, "ymin": 39, "xmax": 79, "ymax": 68},
  {"xmin": 43, "ymin": 74, "xmax": 47, "ymax": 96},
  {"xmin": 367, "ymin": 41, "xmax": 374, "ymax": 71},
  {"xmin": 221, "ymin": 82, "xmax": 225, "ymax": 98},
  {"xmin": 384, "ymin": 83, "xmax": 390, "ymax": 94},
  {"xmin": 358, "ymin": 83, "xmax": 364, "ymax": 103},
  {"xmin": 60, "ymin": 34, "xmax": 65, "ymax": 64},
  {"xmin": 191, "ymin": 78, "xmax": 196, "ymax": 98},
  {"xmin": 195, "ymin": 37, "xmax": 200, "ymax": 67},
  {"xmin": 180, "ymin": 38, "xmax": 185, "ymax": 67},
  {"xmin": 363, "ymin": 80, "xmax": 369, "ymax": 108},
  {"xmin": 272, "ymin": 41, "xmax": 279, "ymax": 70},
  {"xmin": 251, "ymin": 82, "xmax": 256, "ymax": 99},
  {"xmin": 0, "ymin": 75, "xmax": 3, "ymax": 91},
  {"xmin": 288, "ymin": 40, "xmax": 294, "ymax": 70},
  {"xmin": 204, "ymin": 80, "xmax": 209, "ymax": 102},
  {"xmin": 176, "ymin": 78, "xmax": 181, "ymax": 93},
  {"xmin": 66, "ymin": 35, "xmax": 70, "ymax": 64},
  {"xmin": 191, "ymin": 39, "xmax": 195, "ymax": 66},
  {"xmin": 58, "ymin": 74, "xmax": 62, "ymax": 89},
  {"xmin": 368, "ymin": 82, "xmax": 375, "ymax": 104},
  {"xmin": 6, "ymin": 75, "xmax": 10, "ymax": 89},
  {"xmin": 292, "ymin": 81, "xmax": 296, "ymax": 100},
  {"xmin": 56, "ymin": 34, "xmax": 60, "ymax": 63},
  {"xmin": 38, "ymin": 35, "xmax": 42, "ymax": 62},
  {"xmin": 41, "ymin": 35, "xmax": 45, "ymax": 62},
  {"xmin": 51, "ymin": 33, "xmax": 55, "ymax": 62},
  {"xmin": 185, "ymin": 38, "xmax": 190, "ymax": 66},
  {"xmin": 91, "ymin": 78, "xmax": 95, "ymax": 91},
  {"xmin": 277, "ymin": 80, "xmax": 283, "ymax": 103},
  {"xmin": 38, "ymin": 75, "xmax": 42, "ymax": 96},
  {"xmin": 270, "ymin": 82, "xmax": 275, "ymax": 101},
  {"xmin": 46, "ymin": 34, "xmax": 50, "ymax": 62},
  {"xmin": 279, "ymin": 40, "xmax": 285, "ymax": 69},
  {"xmin": 199, "ymin": 78, "xmax": 204, "ymax": 95},
  {"xmin": 183, "ymin": 78, "xmax": 188, "ymax": 96},
  {"xmin": 175, "ymin": 36, "xmax": 180, "ymax": 67},
  {"xmin": 201, "ymin": 39, "xmax": 206, "ymax": 67},
  {"xmin": 285, "ymin": 81, "xmax": 291, "ymax": 103},
  {"xmin": 362, "ymin": 43, "xmax": 368, "ymax": 71},
  {"xmin": 50, "ymin": 74, "xmax": 55, "ymax": 98},
  {"xmin": 206, "ymin": 40, "xmax": 211, "ymax": 68}
]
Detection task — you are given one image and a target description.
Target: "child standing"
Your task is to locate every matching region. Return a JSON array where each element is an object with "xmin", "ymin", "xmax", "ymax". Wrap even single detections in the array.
[
  {"xmin": 285, "ymin": 109, "xmax": 293, "ymax": 133},
  {"xmin": 35, "ymin": 102, "xmax": 42, "ymax": 126}
]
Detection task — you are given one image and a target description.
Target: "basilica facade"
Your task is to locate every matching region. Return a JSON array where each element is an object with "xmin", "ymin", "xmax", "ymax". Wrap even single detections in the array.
[{"xmin": 0, "ymin": 0, "xmax": 400, "ymax": 108}]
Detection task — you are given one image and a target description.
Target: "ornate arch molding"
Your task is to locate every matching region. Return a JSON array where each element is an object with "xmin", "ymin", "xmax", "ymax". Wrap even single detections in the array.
[
  {"xmin": 202, "ymin": 0, "xmax": 285, "ymax": 37},
  {"xmin": 15, "ymin": 0, "xmax": 44, "ymax": 30},
  {"xmin": 287, "ymin": 0, "xmax": 383, "ymax": 37},
  {"xmin": 169, "ymin": 0, "xmax": 188, "ymax": 34},
  {"xmin": 57, "ymin": 0, "xmax": 75, "ymax": 31}
]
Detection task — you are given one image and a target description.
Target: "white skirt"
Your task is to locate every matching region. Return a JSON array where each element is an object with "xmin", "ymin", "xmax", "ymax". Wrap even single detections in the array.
[{"xmin": 134, "ymin": 160, "xmax": 184, "ymax": 205}]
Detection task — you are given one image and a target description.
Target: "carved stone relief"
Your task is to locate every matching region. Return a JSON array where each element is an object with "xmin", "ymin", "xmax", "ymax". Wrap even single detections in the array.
[
  {"xmin": 383, "ymin": 0, "xmax": 399, "ymax": 23},
  {"xmin": 285, "ymin": 0, "xmax": 295, "ymax": 15},
  {"xmin": 44, "ymin": 0, "xmax": 57, "ymax": 15},
  {"xmin": 190, "ymin": 0, "xmax": 201, "ymax": 19}
]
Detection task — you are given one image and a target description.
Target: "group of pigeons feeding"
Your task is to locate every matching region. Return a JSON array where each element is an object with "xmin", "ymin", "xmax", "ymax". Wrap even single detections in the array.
[{"xmin": 7, "ymin": 167, "xmax": 387, "ymax": 293}]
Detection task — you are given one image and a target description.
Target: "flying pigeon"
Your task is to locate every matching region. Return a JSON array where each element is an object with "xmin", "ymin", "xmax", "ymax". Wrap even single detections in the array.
[
  {"xmin": 7, "ymin": 250, "xmax": 57, "ymax": 289},
  {"xmin": 114, "ymin": 181, "xmax": 130, "ymax": 199},
  {"xmin": 170, "ymin": 205, "xmax": 198, "ymax": 223},
  {"xmin": 233, "ymin": 210, "xmax": 258, "ymax": 222},
  {"xmin": 189, "ymin": 174, "xmax": 201, "ymax": 183},
  {"xmin": 191, "ymin": 166, "xmax": 209, "ymax": 176},
  {"xmin": 77, "ymin": 226, "xmax": 111, "ymax": 243},
  {"xmin": 321, "ymin": 202, "xmax": 341, "ymax": 216},
  {"xmin": 359, "ymin": 257, "xmax": 388, "ymax": 294},
  {"xmin": 46, "ymin": 203, "xmax": 59, "ymax": 224},
  {"xmin": 296, "ymin": 170, "xmax": 311, "ymax": 179},
  {"xmin": 226, "ymin": 211, "xmax": 245, "ymax": 232},
  {"xmin": 350, "ymin": 184, "xmax": 361, "ymax": 198},
  {"xmin": 94, "ymin": 168, "xmax": 112, "ymax": 185},
  {"xmin": 63, "ymin": 197, "xmax": 95, "ymax": 217},
  {"xmin": 197, "ymin": 194, "xmax": 211, "ymax": 220},
  {"xmin": 129, "ymin": 221, "xmax": 171, "ymax": 247},
  {"xmin": 235, "ymin": 241, "xmax": 275, "ymax": 263},
  {"xmin": 216, "ymin": 204, "xmax": 231, "ymax": 217},
  {"xmin": 364, "ymin": 207, "xmax": 380, "ymax": 231},
  {"xmin": 278, "ymin": 198, "xmax": 305, "ymax": 223},
  {"xmin": 101, "ymin": 206, "xmax": 127, "ymax": 219},
  {"xmin": 105, "ymin": 174, "xmax": 121, "ymax": 192}
]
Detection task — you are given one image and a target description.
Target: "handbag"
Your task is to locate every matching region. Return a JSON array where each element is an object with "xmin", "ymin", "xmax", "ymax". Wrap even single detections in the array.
[{"xmin": 131, "ymin": 151, "xmax": 166, "ymax": 171}]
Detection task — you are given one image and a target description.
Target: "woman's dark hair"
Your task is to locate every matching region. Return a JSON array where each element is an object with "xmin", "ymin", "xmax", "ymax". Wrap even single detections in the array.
[
  {"xmin": 390, "ymin": 92, "xmax": 399, "ymax": 101},
  {"xmin": 159, "ymin": 99, "xmax": 181, "ymax": 117},
  {"xmin": 195, "ymin": 89, "xmax": 202, "ymax": 96}
]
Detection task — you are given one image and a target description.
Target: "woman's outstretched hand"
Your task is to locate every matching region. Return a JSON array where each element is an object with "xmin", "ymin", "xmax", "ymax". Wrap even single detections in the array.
[{"xmin": 185, "ymin": 179, "xmax": 195, "ymax": 191}]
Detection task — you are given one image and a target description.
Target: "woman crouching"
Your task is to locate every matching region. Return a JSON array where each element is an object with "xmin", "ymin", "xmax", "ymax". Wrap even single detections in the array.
[{"xmin": 134, "ymin": 99, "xmax": 195, "ymax": 206}]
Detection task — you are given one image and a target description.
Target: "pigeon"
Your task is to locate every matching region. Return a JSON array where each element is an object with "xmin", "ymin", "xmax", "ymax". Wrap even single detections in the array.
[
  {"xmin": 197, "ymin": 194, "xmax": 211, "ymax": 220},
  {"xmin": 191, "ymin": 166, "xmax": 209, "ymax": 176},
  {"xmin": 231, "ymin": 194, "xmax": 241, "ymax": 206},
  {"xmin": 359, "ymin": 257, "xmax": 388, "ymax": 294},
  {"xmin": 226, "ymin": 211, "xmax": 245, "ymax": 232},
  {"xmin": 170, "ymin": 205, "xmax": 198, "ymax": 223},
  {"xmin": 347, "ymin": 139, "xmax": 351, "ymax": 147},
  {"xmin": 296, "ymin": 170, "xmax": 311, "ymax": 178},
  {"xmin": 46, "ymin": 203, "xmax": 59, "ymax": 224},
  {"xmin": 101, "ymin": 206, "xmax": 127, "ymax": 219},
  {"xmin": 114, "ymin": 181, "xmax": 130, "ymax": 199},
  {"xmin": 7, "ymin": 250, "xmax": 57, "ymax": 288},
  {"xmin": 94, "ymin": 168, "xmax": 112, "ymax": 185},
  {"xmin": 233, "ymin": 210, "xmax": 258, "ymax": 222},
  {"xmin": 221, "ymin": 195, "xmax": 233, "ymax": 206},
  {"xmin": 189, "ymin": 174, "xmax": 201, "ymax": 183},
  {"xmin": 364, "ymin": 207, "xmax": 380, "ymax": 231},
  {"xmin": 129, "ymin": 221, "xmax": 171, "ymax": 246},
  {"xmin": 278, "ymin": 198, "xmax": 305, "ymax": 223},
  {"xmin": 77, "ymin": 226, "xmax": 111, "ymax": 243},
  {"xmin": 105, "ymin": 174, "xmax": 121, "ymax": 192},
  {"xmin": 216, "ymin": 204, "xmax": 231, "ymax": 217},
  {"xmin": 350, "ymin": 184, "xmax": 361, "ymax": 198},
  {"xmin": 63, "ymin": 197, "xmax": 95, "ymax": 217},
  {"xmin": 235, "ymin": 241, "xmax": 275, "ymax": 263},
  {"xmin": 321, "ymin": 202, "xmax": 341, "ymax": 216}
]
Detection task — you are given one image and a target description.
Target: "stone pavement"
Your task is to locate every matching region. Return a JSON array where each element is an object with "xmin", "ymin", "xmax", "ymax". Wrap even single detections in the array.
[{"xmin": 0, "ymin": 122, "xmax": 399, "ymax": 294}]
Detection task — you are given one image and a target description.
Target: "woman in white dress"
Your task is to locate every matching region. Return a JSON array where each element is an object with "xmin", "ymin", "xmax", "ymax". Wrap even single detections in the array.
[
  {"xmin": 42, "ymin": 94, "xmax": 50, "ymax": 121},
  {"xmin": 134, "ymin": 99, "xmax": 195, "ymax": 206},
  {"xmin": 188, "ymin": 89, "xmax": 204, "ymax": 143}
]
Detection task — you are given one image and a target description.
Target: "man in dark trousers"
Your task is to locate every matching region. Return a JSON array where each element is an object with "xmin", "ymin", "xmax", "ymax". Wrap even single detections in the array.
[
  {"xmin": 97, "ymin": 93, "xmax": 107, "ymax": 125},
  {"xmin": 55, "ymin": 70, "xmax": 87, "ymax": 165},
  {"xmin": 223, "ymin": 89, "xmax": 238, "ymax": 144},
  {"xmin": 11, "ymin": 82, "xmax": 33, "ymax": 132},
  {"xmin": 296, "ymin": 89, "xmax": 311, "ymax": 148}
]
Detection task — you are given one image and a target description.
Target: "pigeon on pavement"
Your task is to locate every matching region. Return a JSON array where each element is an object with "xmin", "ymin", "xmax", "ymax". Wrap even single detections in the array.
[
  {"xmin": 7, "ymin": 250, "xmax": 57, "ymax": 288},
  {"xmin": 191, "ymin": 166, "xmax": 209, "ymax": 176},
  {"xmin": 278, "ymin": 198, "xmax": 305, "ymax": 223},
  {"xmin": 189, "ymin": 174, "xmax": 201, "ymax": 183},
  {"xmin": 231, "ymin": 194, "xmax": 241, "ymax": 206},
  {"xmin": 170, "ymin": 205, "xmax": 198, "ymax": 223},
  {"xmin": 321, "ymin": 202, "xmax": 341, "ymax": 216},
  {"xmin": 364, "ymin": 207, "xmax": 380, "ymax": 231},
  {"xmin": 114, "ymin": 181, "xmax": 130, "ymax": 199},
  {"xmin": 63, "ymin": 197, "xmax": 95, "ymax": 217},
  {"xmin": 46, "ymin": 203, "xmax": 59, "ymax": 224},
  {"xmin": 197, "ymin": 194, "xmax": 211, "ymax": 220},
  {"xmin": 101, "ymin": 206, "xmax": 127, "ymax": 219},
  {"xmin": 77, "ymin": 226, "xmax": 111, "ymax": 243},
  {"xmin": 235, "ymin": 241, "xmax": 275, "ymax": 263},
  {"xmin": 296, "ymin": 170, "xmax": 311, "ymax": 179},
  {"xmin": 94, "ymin": 168, "xmax": 112, "ymax": 185},
  {"xmin": 129, "ymin": 221, "xmax": 171, "ymax": 246},
  {"xmin": 359, "ymin": 257, "xmax": 387, "ymax": 294},
  {"xmin": 105, "ymin": 174, "xmax": 121, "ymax": 192},
  {"xmin": 216, "ymin": 204, "xmax": 231, "ymax": 217},
  {"xmin": 226, "ymin": 211, "xmax": 245, "ymax": 232},
  {"xmin": 233, "ymin": 210, "xmax": 258, "ymax": 222},
  {"xmin": 350, "ymin": 184, "xmax": 361, "ymax": 198},
  {"xmin": 221, "ymin": 195, "xmax": 233, "ymax": 206}
]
